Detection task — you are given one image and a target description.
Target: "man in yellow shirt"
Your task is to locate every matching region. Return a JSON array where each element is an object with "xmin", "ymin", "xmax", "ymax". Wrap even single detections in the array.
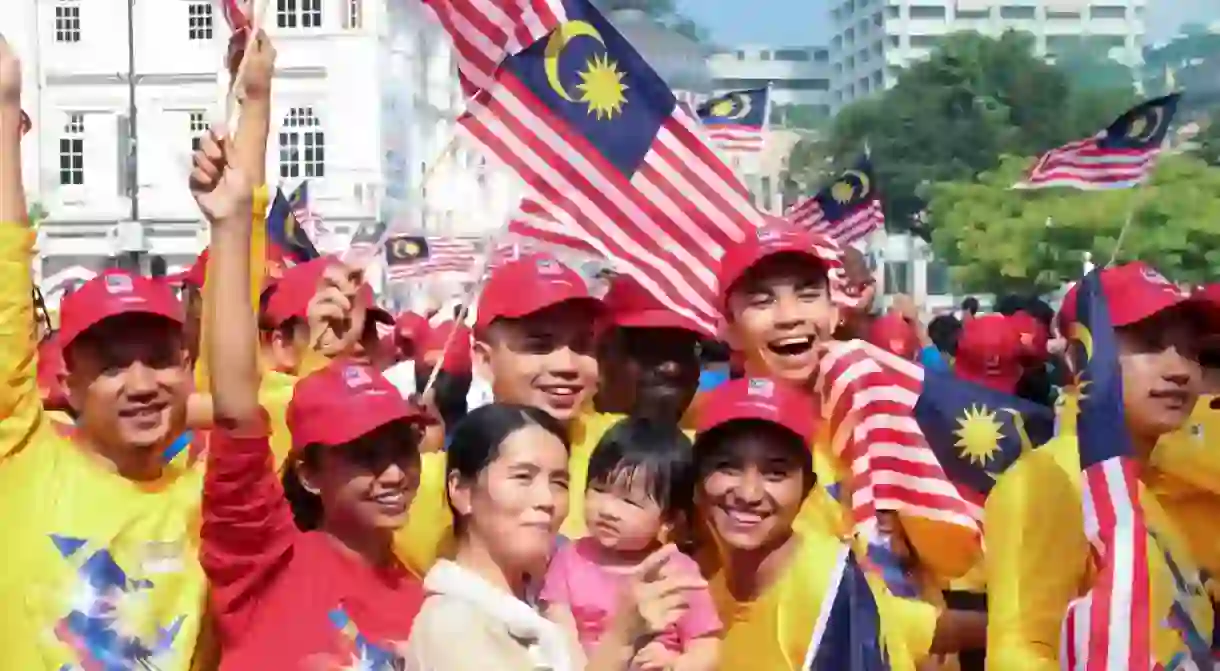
[{"xmin": 986, "ymin": 262, "xmax": 1220, "ymax": 669}]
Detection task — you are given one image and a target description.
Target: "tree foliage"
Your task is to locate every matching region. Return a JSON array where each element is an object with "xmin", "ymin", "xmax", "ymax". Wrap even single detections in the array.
[
  {"xmin": 28, "ymin": 202, "xmax": 46, "ymax": 229},
  {"xmin": 826, "ymin": 31, "xmax": 1137, "ymax": 234},
  {"xmin": 1051, "ymin": 36, "xmax": 1136, "ymax": 92},
  {"xmin": 1196, "ymin": 118, "xmax": 1220, "ymax": 166},
  {"xmin": 927, "ymin": 154, "xmax": 1220, "ymax": 294}
]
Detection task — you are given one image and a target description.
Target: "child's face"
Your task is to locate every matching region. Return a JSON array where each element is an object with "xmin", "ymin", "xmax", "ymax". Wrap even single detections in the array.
[
  {"xmin": 696, "ymin": 430, "xmax": 807, "ymax": 553},
  {"xmin": 1115, "ymin": 309, "xmax": 1203, "ymax": 443},
  {"xmin": 725, "ymin": 255, "xmax": 838, "ymax": 386},
  {"xmin": 584, "ymin": 471, "xmax": 667, "ymax": 553}
]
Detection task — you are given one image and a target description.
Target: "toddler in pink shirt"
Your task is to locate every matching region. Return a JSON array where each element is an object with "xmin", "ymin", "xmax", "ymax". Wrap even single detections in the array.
[{"xmin": 541, "ymin": 418, "xmax": 721, "ymax": 670}]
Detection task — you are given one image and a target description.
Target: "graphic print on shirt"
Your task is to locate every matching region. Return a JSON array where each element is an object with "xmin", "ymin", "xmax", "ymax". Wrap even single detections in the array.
[
  {"xmin": 571, "ymin": 603, "xmax": 682, "ymax": 652},
  {"xmin": 43, "ymin": 534, "xmax": 187, "ymax": 670},
  {"xmin": 1150, "ymin": 532, "xmax": 1212, "ymax": 669},
  {"xmin": 316, "ymin": 606, "xmax": 406, "ymax": 671}
]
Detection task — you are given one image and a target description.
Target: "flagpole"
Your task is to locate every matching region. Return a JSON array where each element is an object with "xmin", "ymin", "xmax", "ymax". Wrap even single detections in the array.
[{"xmin": 1105, "ymin": 180, "xmax": 1153, "ymax": 267}]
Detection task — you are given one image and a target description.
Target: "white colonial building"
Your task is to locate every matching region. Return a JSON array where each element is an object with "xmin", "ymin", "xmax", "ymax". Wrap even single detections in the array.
[{"xmin": 4, "ymin": 0, "xmax": 524, "ymax": 308}]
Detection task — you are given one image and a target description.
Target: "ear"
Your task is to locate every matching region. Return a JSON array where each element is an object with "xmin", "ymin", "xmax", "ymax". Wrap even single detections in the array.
[
  {"xmin": 472, "ymin": 338, "xmax": 494, "ymax": 385},
  {"xmin": 296, "ymin": 464, "xmax": 323, "ymax": 496},
  {"xmin": 447, "ymin": 470, "xmax": 473, "ymax": 518}
]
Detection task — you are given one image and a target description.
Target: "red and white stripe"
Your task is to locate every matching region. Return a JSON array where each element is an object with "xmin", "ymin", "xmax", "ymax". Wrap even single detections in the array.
[
  {"xmin": 420, "ymin": 0, "xmax": 566, "ymax": 98},
  {"xmin": 817, "ymin": 340, "xmax": 984, "ymax": 541},
  {"xmin": 785, "ymin": 197, "xmax": 885, "ymax": 247},
  {"xmin": 215, "ymin": 0, "xmax": 251, "ymax": 31},
  {"xmin": 1014, "ymin": 135, "xmax": 1164, "ymax": 190},
  {"xmin": 1060, "ymin": 458, "xmax": 1152, "ymax": 671},
  {"xmin": 385, "ymin": 237, "xmax": 480, "ymax": 282},
  {"xmin": 290, "ymin": 194, "xmax": 324, "ymax": 239},
  {"xmin": 705, "ymin": 125, "xmax": 764, "ymax": 155}
]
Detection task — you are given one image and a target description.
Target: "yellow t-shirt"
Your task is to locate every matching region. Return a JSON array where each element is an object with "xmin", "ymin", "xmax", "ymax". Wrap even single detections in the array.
[
  {"xmin": 260, "ymin": 369, "xmax": 298, "ymax": 468},
  {"xmin": 985, "ymin": 435, "xmax": 1214, "ymax": 670},
  {"xmin": 709, "ymin": 530, "xmax": 937, "ymax": 670},
  {"xmin": 0, "ymin": 225, "xmax": 212, "ymax": 670}
]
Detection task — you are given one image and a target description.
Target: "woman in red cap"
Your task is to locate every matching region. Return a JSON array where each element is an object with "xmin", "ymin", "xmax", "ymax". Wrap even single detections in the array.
[{"xmin": 194, "ymin": 130, "xmax": 427, "ymax": 669}]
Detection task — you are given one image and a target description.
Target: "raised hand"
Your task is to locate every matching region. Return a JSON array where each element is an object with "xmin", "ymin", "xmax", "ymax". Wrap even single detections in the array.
[
  {"xmin": 227, "ymin": 29, "xmax": 276, "ymax": 99},
  {"xmin": 0, "ymin": 34, "xmax": 22, "ymax": 107},
  {"xmin": 306, "ymin": 262, "xmax": 368, "ymax": 357},
  {"xmin": 622, "ymin": 545, "xmax": 707, "ymax": 637},
  {"xmin": 189, "ymin": 126, "xmax": 252, "ymax": 225}
]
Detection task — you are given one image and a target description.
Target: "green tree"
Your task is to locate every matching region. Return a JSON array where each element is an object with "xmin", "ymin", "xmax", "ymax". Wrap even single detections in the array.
[
  {"xmin": 780, "ymin": 134, "xmax": 833, "ymax": 204},
  {"xmin": 1051, "ymin": 36, "xmax": 1136, "ymax": 92},
  {"xmin": 927, "ymin": 153, "xmax": 1220, "ymax": 293},
  {"xmin": 773, "ymin": 104, "xmax": 829, "ymax": 130},
  {"xmin": 827, "ymin": 30, "xmax": 1136, "ymax": 234},
  {"xmin": 1194, "ymin": 118, "xmax": 1220, "ymax": 166},
  {"xmin": 28, "ymin": 202, "xmax": 46, "ymax": 228}
]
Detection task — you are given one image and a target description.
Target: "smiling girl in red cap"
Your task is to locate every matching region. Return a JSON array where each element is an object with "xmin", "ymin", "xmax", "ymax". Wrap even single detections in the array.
[{"xmin": 193, "ymin": 128, "xmax": 427, "ymax": 669}]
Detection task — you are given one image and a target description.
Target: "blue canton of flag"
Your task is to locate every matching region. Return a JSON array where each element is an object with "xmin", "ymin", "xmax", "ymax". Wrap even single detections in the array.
[
  {"xmin": 267, "ymin": 188, "xmax": 321, "ymax": 264},
  {"xmin": 695, "ymin": 87, "xmax": 769, "ymax": 154},
  {"xmin": 914, "ymin": 369, "xmax": 1056, "ymax": 497},
  {"xmin": 784, "ymin": 155, "xmax": 885, "ymax": 245},
  {"xmin": 805, "ymin": 545, "xmax": 891, "ymax": 670}
]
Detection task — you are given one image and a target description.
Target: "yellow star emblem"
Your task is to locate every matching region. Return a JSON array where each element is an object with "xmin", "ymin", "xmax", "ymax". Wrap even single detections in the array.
[
  {"xmin": 954, "ymin": 404, "xmax": 1004, "ymax": 469},
  {"xmin": 576, "ymin": 53, "xmax": 628, "ymax": 120}
]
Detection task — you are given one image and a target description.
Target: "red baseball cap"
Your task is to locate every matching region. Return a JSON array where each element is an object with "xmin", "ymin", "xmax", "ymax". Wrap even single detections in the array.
[
  {"xmin": 395, "ymin": 312, "xmax": 430, "ymax": 347},
  {"xmin": 1008, "ymin": 310, "xmax": 1049, "ymax": 363},
  {"xmin": 263, "ymin": 257, "xmax": 393, "ymax": 328},
  {"xmin": 954, "ymin": 314, "xmax": 1023, "ymax": 394},
  {"xmin": 475, "ymin": 253, "xmax": 602, "ymax": 332},
  {"xmin": 422, "ymin": 321, "xmax": 474, "ymax": 374},
  {"xmin": 59, "ymin": 270, "xmax": 184, "ymax": 350},
  {"xmin": 601, "ymin": 275, "xmax": 712, "ymax": 338},
  {"xmin": 1057, "ymin": 262, "xmax": 1220, "ymax": 335},
  {"xmin": 287, "ymin": 359, "xmax": 426, "ymax": 453},
  {"xmin": 695, "ymin": 377, "xmax": 817, "ymax": 445},
  {"xmin": 867, "ymin": 312, "xmax": 920, "ymax": 360},
  {"xmin": 715, "ymin": 222, "xmax": 845, "ymax": 313}
]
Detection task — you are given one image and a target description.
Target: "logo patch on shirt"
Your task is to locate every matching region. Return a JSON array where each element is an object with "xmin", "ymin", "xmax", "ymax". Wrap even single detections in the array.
[
  {"xmin": 747, "ymin": 378, "xmax": 774, "ymax": 397},
  {"xmin": 104, "ymin": 274, "xmax": 134, "ymax": 295}
]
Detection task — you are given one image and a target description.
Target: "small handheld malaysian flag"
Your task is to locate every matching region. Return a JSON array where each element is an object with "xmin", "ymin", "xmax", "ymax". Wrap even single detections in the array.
[
  {"xmin": 695, "ymin": 87, "xmax": 770, "ymax": 155},
  {"xmin": 785, "ymin": 155, "xmax": 885, "ymax": 246},
  {"xmin": 1015, "ymin": 94, "xmax": 1180, "ymax": 191}
]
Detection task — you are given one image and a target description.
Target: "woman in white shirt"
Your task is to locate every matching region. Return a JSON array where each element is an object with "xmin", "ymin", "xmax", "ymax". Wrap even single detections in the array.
[{"xmin": 404, "ymin": 404, "xmax": 704, "ymax": 670}]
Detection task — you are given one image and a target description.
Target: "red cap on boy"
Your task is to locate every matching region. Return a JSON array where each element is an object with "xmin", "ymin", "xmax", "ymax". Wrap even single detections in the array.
[
  {"xmin": 954, "ymin": 315, "xmax": 1023, "ymax": 394},
  {"xmin": 601, "ymin": 274, "xmax": 712, "ymax": 338},
  {"xmin": 59, "ymin": 270, "xmax": 184, "ymax": 350},
  {"xmin": 475, "ymin": 253, "xmax": 602, "ymax": 332},
  {"xmin": 1057, "ymin": 262, "xmax": 1220, "ymax": 335},
  {"xmin": 867, "ymin": 312, "xmax": 920, "ymax": 361}
]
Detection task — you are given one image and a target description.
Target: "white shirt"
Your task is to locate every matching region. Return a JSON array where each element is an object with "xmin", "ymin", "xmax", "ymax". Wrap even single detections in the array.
[{"xmin": 383, "ymin": 359, "xmax": 417, "ymax": 398}]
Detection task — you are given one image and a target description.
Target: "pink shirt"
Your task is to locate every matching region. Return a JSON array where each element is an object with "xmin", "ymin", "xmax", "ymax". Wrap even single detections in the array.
[{"xmin": 540, "ymin": 538, "xmax": 721, "ymax": 655}]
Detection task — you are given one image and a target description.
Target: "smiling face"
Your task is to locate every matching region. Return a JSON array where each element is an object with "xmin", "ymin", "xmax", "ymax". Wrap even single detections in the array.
[
  {"xmin": 1116, "ymin": 308, "xmax": 1204, "ymax": 445},
  {"xmin": 65, "ymin": 315, "xmax": 190, "ymax": 472},
  {"xmin": 724, "ymin": 254, "xmax": 839, "ymax": 385},
  {"xmin": 695, "ymin": 421, "xmax": 811, "ymax": 554},
  {"xmin": 474, "ymin": 302, "xmax": 600, "ymax": 422}
]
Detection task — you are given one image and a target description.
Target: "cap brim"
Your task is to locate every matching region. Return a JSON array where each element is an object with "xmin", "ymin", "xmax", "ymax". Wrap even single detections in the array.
[
  {"xmin": 721, "ymin": 248, "xmax": 830, "ymax": 306},
  {"xmin": 695, "ymin": 404, "xmax": 814, "ymax": 445},
  {"xmin": 306, "ymin": 406, "xmax": 426, "ymax": 450},
  {"xmin": 613, "ymin": 309, "xmax": 711, "ymax": 337},
  {"xmin": 62, "ymin": 306, "xmax": 183, "ymax": 350},
  {"xmin": 496, "ymin": 295, "xmax": 604, "ymax": 324}
]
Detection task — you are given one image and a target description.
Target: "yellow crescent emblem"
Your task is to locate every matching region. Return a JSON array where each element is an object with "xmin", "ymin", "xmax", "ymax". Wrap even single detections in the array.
[
  {"xmin": 283, "ymin": 213, "xmax": 298, "ymax": 241},
  {"xmin": 1001, "ymin": 408, "xmax": 1036, "ymax": 455},
  {"xmin": 545, "ymin": 21, "xmax": 607, "ymax": 103},
  {"xmin": 843, "ymin": 169, "xmax": 870, "ymax": 198},
  {"xmin": 1071, "ymin": 323, "xmax": 1094, "ymax": 362},
  {"xmin": 712, "ymin": 92, "xmax": 752, "ymax": 120},
  {"xmin": 1127, "ymin": 106, "xmax": 1164, "ymax": 143},
  {"xmin": 389, "ymin": 237, "xmax": 419, "ymax": 260}
]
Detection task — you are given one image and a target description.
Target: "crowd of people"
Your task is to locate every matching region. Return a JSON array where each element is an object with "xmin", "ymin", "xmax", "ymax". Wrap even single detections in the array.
[{"xmin": 4, "ymin": 26, "xmax": 1220, "ymax": 671}]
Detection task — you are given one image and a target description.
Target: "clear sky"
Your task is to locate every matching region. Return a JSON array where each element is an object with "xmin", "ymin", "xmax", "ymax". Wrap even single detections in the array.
[{"xmin": 677, "ymin": 0, "xmax": 1218, "ymax": 48}]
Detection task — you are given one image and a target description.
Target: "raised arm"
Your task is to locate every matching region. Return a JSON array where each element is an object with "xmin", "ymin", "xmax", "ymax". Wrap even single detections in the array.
[
  {"xmin": 0, "ymin": 35, "xmax": 47, "ymax": 460},
  {"xmin": 191, "ymin": 128, "xmax": 298, "ymax": 642}
]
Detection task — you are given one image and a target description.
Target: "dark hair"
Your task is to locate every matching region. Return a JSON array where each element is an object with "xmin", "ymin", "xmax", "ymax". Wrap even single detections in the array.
[
  {"xmin": 961, "ymin": 297, "xmax": 980, "ymax": 315},
  {"xmin": 282, "ymin": 420, "xmax": 425, "ymax": 530},
  {"xmin": 699, "ymin": 339, "xmax": 730, "ymax": 364},
  {"xmin": 415, "ymin": 365, "xmax": 472, "ymax": 428},
  {"xmin": 586, "ymin": 418, "xmax": 694, "ymax": 518},
  {"xmin": 445, "ymin": 403, "xmax": 569, "ymax": 531},
  {"xmin": 692, "ymin": 419, "xmax": 814, "ymax": 490},
  {"xmin": 927, "ymin": 314, "xmax": 962, "ymax": 355}
]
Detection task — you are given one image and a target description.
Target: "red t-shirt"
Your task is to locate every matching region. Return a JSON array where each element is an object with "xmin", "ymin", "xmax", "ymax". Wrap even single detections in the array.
[{"xmin": 201, "ymin": 430, "xmax": 423, "ymax": 670}]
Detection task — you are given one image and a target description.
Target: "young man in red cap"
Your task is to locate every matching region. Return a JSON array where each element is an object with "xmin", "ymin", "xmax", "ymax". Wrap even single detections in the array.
[
  {"xmin": 986, "ymin": 261, "xmax": 1220, "ymax": 669},
  {"xmin": 0, "ymin": 36, "xmax": 219, "ymax": 669},
  {"xmin": 866, "ymin": 311, "xmax": 922, "ymax": 362},
  {"xmin": 953, "ymin": 314, "xmax": 1024, "ymax": 395}
]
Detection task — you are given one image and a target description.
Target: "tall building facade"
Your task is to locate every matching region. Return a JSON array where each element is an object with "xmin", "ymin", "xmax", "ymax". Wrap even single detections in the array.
[
  {"xmin": 829, "ymin": 0, "xmax": 1147, "ymax": 112},
  {"xmin": 708, "ymin": 45, "xmax": 832, "ymax": 118}
]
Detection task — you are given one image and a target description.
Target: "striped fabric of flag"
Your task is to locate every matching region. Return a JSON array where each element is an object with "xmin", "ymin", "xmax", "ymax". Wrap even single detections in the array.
[
  {"xmin": 1060, "ymin": 269, "xmax": 1153, "ymax": 671},
  {"xmin": 422, "ymin": 0, "xmax": 774, "ymax": 335},
  {"xmin": 288, "ymin": 181, "xmax": 324, "ymax": 239},
  {"xmin": 786, "ymin": 197, "xmax": 884, "ymax": 247},
  {"xmin": 695, "ymin": 88, "xmax": 769, "ymax": 155},
  {"xmin": 1015, "ymin": 94, "xmax": 1180, "ymax": 191},
  {"xmin": 385, "ymin": 237, "xmax": 480, "ymax": 282},
  {"xmin": 816, "ymin": 339, "xmax": 984, "ymax": 545}
]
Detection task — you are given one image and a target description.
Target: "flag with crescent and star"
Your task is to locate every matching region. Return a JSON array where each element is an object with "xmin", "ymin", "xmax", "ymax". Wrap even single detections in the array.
[
  {"xmin": 785, "ymin": 154, "xmax": 885, "ymax": 246},
  {"xmin": 266, "ymin": 187, "xmax": 321, "ymax": 264},
  {"xmin": 423, "ymin": 0, "xmax": 773, "ymax": 336},
  {"xmin": 1060, "ymin": 268, "xmax": 1154, "ymax": 671},
  {"xmin": 696, "ymin": 87, "xmax": 769, "ymax": 154},
  {"xmin": 804, "ymin": 545, "xmax": 892, "ymax": 671},
  {"xmin": 1015, "ymin": 93, "xmax": 1180, "ymax": 190},
  {"xmin": 382, "ymin": 235, "xmax": 481, "ymax": 282}
]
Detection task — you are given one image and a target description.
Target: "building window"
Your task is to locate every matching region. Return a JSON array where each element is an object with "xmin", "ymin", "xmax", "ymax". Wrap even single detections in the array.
[
  {"xmin": 774, "ymin": 49, "xmax": 812, "ymax": 62},
  {"xmin": 188, "ymin": 2, "xmax": 214, "ymax": 40},
  {"xmin": 59, "ymin": 114, "xmax": 85, "ymax": 186},
  {"xmin": 54, "ymin": 2, "xmax": 81, "ymax": 43},
  {"xmin": 343, "ymin": 0, "xmax": 361, "ymax": 28},
  {"xmin": 926, "ymin": 261, "xmax": 953, "ymax": 296},
  {"xmin": 956, "ymin": 9, "xmax": 990, "ymax": 19},
  {"xmin": 885, "ymin": 261, "xmax": 910, "ymax": 294},
  {"xmin": 276, "ymin": 0, "xmax": 322, "ymax": 29},
  {"xmin": 910, "ymin": 35, "xmax": 941, "ymax": 49},
  {"xmin": 999, "ymin": 6, "xmax": 1037, "ymax": 19},
  {"xmin": 1089, "ymin": 5, "xmax": 1127, "ymax": 19},
  {"xmin": 189, "ymin": 111, "xmax": 208, "ymax": 151},
  {"xmin": 279, "ymin": 107, "xmax": 325, "ymax": 179},
  {"xmin": 909, "ymin": 5, "xmax": 947, "ymax": 19}
]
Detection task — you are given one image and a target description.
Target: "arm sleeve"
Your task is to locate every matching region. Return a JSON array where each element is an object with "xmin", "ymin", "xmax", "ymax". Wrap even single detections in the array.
[
  {"xmin": 984, "ymin": 445, "xmax": 1089, "ymax": 671},
  {"xmin": 199, "ymin": 417, "xmax": 299, "ymax": 643},
  {"xmin": 0, "ymin": 226, "xmax": 46, "ymax": 460}
]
